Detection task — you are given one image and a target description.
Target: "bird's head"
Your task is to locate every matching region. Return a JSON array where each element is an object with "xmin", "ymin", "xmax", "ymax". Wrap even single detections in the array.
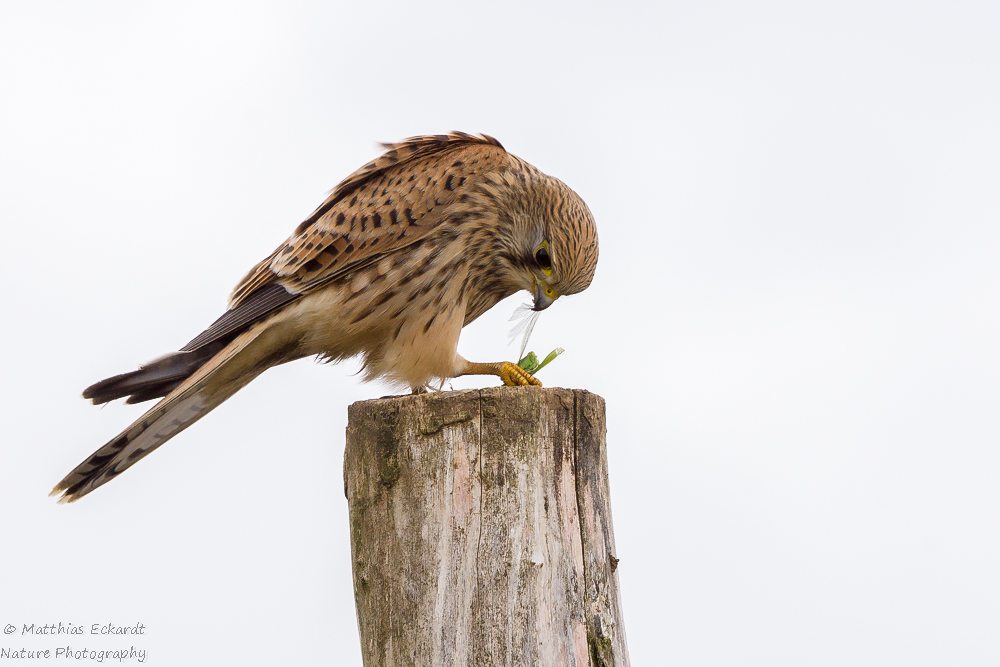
[{"xmin": 489, "ymin": 170, "xmax": 599, "ymax": 311}]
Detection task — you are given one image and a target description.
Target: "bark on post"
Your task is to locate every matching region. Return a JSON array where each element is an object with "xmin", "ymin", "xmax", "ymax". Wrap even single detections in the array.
[{"xmin": 344, "ymin": 387, "xmax": 629, "ymax": 667}]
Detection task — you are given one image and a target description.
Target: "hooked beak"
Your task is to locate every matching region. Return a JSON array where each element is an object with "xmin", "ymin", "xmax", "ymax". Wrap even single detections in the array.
[{"xmin": 532, "ymin": 280, "xmax": 557, "ymax": 311}]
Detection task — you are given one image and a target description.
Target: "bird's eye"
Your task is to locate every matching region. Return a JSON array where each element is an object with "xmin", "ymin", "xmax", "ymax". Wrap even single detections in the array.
[{"xmin": 535, "ymin": 247, "xmax": 552, "ymax": 271}]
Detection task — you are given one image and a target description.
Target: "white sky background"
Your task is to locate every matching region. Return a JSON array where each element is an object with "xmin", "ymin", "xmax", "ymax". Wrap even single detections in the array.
[{"xmin": 1, "ymin": 1, "xmax": 998, "ymax": 665}]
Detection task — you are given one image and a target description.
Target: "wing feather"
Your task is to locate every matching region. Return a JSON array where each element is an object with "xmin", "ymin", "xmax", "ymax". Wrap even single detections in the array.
[
  {"xmin": 182, "ymin": 283, "xmax": 298, "ymax": 352},
  {"xmin": 228, "ymin": 132, "xmax": 509, "ymax": 308}
]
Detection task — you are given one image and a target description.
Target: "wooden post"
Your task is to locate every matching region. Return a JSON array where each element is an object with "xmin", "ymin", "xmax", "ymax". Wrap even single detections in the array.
[{"xmin": 344, "ymin": 387, "xmax": 629, "ymax": 667}]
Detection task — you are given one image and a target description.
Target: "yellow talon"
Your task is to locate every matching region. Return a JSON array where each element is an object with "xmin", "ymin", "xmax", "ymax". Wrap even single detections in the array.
[
  {"xmin": 497, "ymin": 361, "xmax": 543, "ymax": 387},
  {"xmin": 460, "ymin": 360, "xmax": 543, "ymax": 387}
]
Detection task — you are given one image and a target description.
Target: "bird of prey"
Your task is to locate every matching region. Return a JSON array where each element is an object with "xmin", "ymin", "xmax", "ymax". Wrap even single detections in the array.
[{"xmin": 52, "ymin": 132, "xmax": 599, "ymax": 503}]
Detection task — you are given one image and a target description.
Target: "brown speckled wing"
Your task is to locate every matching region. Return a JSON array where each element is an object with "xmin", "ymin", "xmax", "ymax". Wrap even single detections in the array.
[{"xmin": 229, "ymin": 132, "xmax": 508, "ymax": 308}]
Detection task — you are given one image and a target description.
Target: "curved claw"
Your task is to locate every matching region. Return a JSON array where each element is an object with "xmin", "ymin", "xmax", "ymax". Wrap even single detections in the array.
[
  {"xmin": 459, "ymin": 360, "xmax": 543, "ymax": 387},
  {"xmin": 497, "ymin": 361, "xmax": 543, "ymax": 387}
]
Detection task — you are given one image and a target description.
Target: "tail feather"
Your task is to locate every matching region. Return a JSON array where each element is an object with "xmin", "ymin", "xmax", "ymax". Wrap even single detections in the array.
[{"xmin": 54, "ymin": 324, "xmax": 278, "ymax": 503}]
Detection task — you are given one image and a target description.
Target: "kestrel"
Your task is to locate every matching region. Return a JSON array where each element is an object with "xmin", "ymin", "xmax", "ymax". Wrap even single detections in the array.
[{"xmin": 53, "ymin": 132, "xmax": 599, "ymax": 502}]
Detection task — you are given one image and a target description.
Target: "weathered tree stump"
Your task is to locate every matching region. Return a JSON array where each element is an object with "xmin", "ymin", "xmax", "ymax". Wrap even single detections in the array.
[{"xmin": 344, "ymin": 387, "xmax": 629, "ymax": 667}]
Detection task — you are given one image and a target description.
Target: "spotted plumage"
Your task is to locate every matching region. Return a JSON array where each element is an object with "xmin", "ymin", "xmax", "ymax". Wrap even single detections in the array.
[{"xmin": 52, "ymin": 132, "xmax": 599, "ymax": 502}]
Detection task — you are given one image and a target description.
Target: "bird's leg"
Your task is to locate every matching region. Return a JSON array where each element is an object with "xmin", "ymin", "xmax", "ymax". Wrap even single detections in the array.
[{"xmin": 459, "ymin": 360, "xmax": 543, "ymax": 387}]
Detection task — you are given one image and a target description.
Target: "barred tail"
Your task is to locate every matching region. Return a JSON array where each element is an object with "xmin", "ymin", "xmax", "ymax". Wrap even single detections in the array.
[{"xmin": 53, "ymin": 324, "xmax": 277, "ymax": 503}]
